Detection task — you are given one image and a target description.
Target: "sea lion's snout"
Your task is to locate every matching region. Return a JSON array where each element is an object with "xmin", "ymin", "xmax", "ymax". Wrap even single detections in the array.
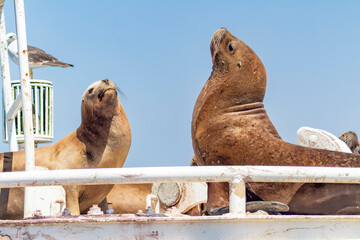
[
  {"xmin": 98, "ymin": 79, "xmax": 117, "ymax": 102},
  {"xmin": 210, "ymin": 28, "xmax": 229, "ymax": 61},
  {"xmin": 82, "ymin": 79, "xmax": 118, "ymax": 105}
]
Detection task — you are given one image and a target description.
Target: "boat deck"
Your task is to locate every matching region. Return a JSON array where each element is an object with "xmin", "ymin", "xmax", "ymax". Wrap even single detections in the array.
[{"xmin": 1, "ymin": 214, "xmax": 360, "ymax": 239}]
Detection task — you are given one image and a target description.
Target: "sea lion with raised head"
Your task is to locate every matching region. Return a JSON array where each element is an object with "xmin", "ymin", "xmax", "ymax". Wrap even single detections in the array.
[
  {"xmin": 192, "ymin": 28, "xmax": 360, "ymax": 215},
  {"xmin": 0, "ymin": 79, "xmax": 131, "ymax": 219}
]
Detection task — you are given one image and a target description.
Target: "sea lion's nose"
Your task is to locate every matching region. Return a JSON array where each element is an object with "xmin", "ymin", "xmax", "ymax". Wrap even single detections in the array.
[{"xmin": 102, "ymin": 79, "xmax": 109, "ymax": 85}]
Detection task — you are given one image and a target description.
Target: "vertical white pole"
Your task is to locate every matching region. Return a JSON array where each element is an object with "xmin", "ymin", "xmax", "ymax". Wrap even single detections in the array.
[
  {"xmin": 229, "ymin": 177, "xmax": 246, "ymax": 215},
  {"xmin": 13, "ymin": 0, "xmax": 35, "ymax": 218},
  {"xmin": 0, "ymin": 6, "xmax": 18, "ymax": 151}
]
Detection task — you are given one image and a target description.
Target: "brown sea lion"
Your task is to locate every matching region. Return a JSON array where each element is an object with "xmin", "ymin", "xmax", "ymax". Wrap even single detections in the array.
[
  {"xmin": 191, "ymin": 28, "xmax": 360, "ymax": 215},
  {"xmin": 339, "ymin": 131, "xmax": 360, "ymax": 154},
  {"xmin": 104, "ymin": 184, "xmax": 152, "ymax": 214},
  {"xmin": 288, "ymin": 131, "xmax": 360, "ymax": 215},
  {"xmin": 0, "ymin": 79, "xmax": 131, "ymax": 219}
]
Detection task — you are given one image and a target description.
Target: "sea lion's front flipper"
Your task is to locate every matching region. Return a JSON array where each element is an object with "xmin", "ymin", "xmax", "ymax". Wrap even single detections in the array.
[{"xmin": 63, "ymin": 186, "xmax": 80, "ymax": 215}]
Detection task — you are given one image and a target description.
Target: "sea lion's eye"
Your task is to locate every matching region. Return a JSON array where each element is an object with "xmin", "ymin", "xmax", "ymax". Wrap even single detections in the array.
[
  {"xmin": 88, "ymin": 88, "xmax": 94, "ymax": 94},
  {"xmin": 228, "ymin": 43, "xmax": 234, "ymax": 52}
]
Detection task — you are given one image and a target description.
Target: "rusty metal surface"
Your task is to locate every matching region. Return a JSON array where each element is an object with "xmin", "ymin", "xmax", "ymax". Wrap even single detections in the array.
[{"xmin": 0, "ymin": 214, "xmax": 360, "ymax": 239}]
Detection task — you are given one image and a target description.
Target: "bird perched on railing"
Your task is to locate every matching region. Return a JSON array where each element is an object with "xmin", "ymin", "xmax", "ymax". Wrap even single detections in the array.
[{"xmin": 6, "ymin": 33, "xmax": 73, "ymax": 78}]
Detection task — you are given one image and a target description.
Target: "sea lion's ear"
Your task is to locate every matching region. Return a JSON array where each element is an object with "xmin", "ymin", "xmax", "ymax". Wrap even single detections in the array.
[{"xmin": 210, "ymin": 28, "xmax": 229, "ymax": 64}]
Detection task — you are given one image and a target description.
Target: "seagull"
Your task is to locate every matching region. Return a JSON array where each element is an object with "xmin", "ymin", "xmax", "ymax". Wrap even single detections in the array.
[{"xmin": 6, "ymin": 33, "xmax": 73, "ymax": 77}]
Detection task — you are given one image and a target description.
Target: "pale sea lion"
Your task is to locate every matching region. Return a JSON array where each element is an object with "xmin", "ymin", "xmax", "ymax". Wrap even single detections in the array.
[
  {"xmin": 0, "ymin": 79, "xmax": 131, "ymax": 219},
  {"xmin": 339, "ymin": 131, "xmax": 360, "ymax": 154},
  {"xmin": 191, "ymin": 28, "xmax": 360, "ymax": 215}
]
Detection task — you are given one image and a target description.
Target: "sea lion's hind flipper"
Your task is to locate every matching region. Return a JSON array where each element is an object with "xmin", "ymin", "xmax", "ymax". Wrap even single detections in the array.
[{"xmin": 207, "ymin": 201, "xmax": 289, "ymax": 216}]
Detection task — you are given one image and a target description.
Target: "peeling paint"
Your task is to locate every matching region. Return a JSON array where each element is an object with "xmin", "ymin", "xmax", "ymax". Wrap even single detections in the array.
[{"xmin": 0, "ymin": 215, "xmax": 359, "ymax": 239}]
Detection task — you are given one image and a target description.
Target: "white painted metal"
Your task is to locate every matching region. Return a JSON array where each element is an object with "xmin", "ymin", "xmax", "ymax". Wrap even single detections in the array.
[
  {"xmin": 229, "ymin": 177, "xmax": 246, "ymax": 215},
  {"xmin": 1, "ymin": 215, "xmax": 360, "ymax": 240},
  {"xmin": 3, "ymin": 79, "xmax": 54, "ymax": 142},
  {"xmin": 0, "ymin": 166, "xmax": 360, "ymax": 188},
  {"xmin": 152, "ymin": 182, "xmax": 207, "ymax": 214},
  {"xmin": 26, "ymin": 166, "xmax": 66, "ymax": 217},
  {"xmin": 13, "ymin": 0, "xmax": 35, "ymax": 171},
  {"xmin": 1, "ymin": 165, "xmax": 360, "ymax": 218},
  {"xmin": 0, "ymin": 165, "xmax": 359, "ymax": 238},
  {"xmin": 0, "ymin": 6, "xmax": 18, "ymax": 151},
  {"xmin": 6, "ymin": 93, "xmax": 21, "ymax": 121},
  {"xmin": 13, "ymin": 0, "xmax": 36, "ymax": 218},
  {"xmin": 146, "ymin": 194, "xmax": 160, "ymax": 214},
  {"xmin": 27, "ymin": 186, "xmax": 65, "ymax": 217}
]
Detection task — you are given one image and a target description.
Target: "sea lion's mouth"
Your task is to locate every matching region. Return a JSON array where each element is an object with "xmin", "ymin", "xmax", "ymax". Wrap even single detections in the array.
[{"xmin": 98, "ymin": 88, "xmax": 116, "ymax": 102}]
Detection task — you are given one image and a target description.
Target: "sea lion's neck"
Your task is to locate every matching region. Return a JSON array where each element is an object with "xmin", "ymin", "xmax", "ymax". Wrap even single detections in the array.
[
  {"xmin": 207, "ymin": 68, "xmax": 266, "ymax": 110},
  {"xmin": 78, "ymin": 113, "xmax": 114, "ymax": 141}
]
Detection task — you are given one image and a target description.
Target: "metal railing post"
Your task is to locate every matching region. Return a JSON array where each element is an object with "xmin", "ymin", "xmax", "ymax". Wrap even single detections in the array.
[
  {"xmin": 0, "ymin": 6, "xmax": 18, "ymax": 152},
  {"xmin": 229, "ymin": 177, "xmax": 246, "ymax": 215},
  {"xmin": 13, "ymin": 0, "xmax": 35, "ymax": 218}
]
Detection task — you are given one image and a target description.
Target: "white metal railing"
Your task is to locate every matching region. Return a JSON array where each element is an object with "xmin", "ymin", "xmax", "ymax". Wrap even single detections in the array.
[
  {"xmin": 1, "ymin": 165, "xmax": 360, "ymax": 215},
  {"xmin": 3, "ymin": 79, "xmax": 54, "ymax": 143}
]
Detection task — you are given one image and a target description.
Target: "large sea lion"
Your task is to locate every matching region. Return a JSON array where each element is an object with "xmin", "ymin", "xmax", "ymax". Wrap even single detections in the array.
[
  {"xmin": 0, "ymin": 79, "xmax": 131, "ymax": 219},
  {"xmin": 191, "ymin": 28, "xmax": 360, "ymax": 215}
]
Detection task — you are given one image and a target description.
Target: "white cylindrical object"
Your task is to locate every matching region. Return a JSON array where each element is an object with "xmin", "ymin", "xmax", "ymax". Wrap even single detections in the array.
[
  {"xmin": 0, "ymin": 7, "xmax": 18, "ymax": 151},
  {"xmin": 229, "ymin": 178, "xmax": 246, "ymax": 215},
  {"xmin": 0, "ymin": 165, "xmax": 359, "ymax": 217},
  {"xmin": 6, "ymin": 94, "xmax": 22, "ymax": 121},
  {"xmin": 0, "ymin": 166, "xmax": 359, "ymax": 188},
  {"xmin": 14, "ymin": 0, "xmax": 35, "ymax": 171},
  {"xmin": 14, "ymin": 0, "xmax": 35, "ymax": 218}
]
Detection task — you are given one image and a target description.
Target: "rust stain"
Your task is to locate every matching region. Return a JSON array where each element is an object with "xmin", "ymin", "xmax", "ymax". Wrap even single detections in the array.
[
  {"xmin": 25, "ymin": 73, "xmax": 28, "ymax": 77},
  {"xmin": 22, "ymin": 50, "xmax": 26, "ymax": 55},
  {"xmin": 122, "ymin": 174, "xmax": 143, "ymax": 178}
]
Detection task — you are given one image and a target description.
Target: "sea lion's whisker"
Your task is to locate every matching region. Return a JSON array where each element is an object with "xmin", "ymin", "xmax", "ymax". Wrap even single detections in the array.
[{"xmin": 115, "ymin": 85, "xmax": 127, "ymax": 99}]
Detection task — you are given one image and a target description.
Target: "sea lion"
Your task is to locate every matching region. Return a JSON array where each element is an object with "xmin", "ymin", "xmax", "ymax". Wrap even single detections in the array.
[
  {"xmin": 104, "ymin": 184, "xmax": 152, "ymax": 214},
  {"xmin": 191, "ymin": 28, "xmax": 360, "ymax": 215},
  {"xmin": 287, "ymin": 130, "xmax": 360, "ymax": 215},
  {"xmin": 339, "ymin": 131, "xmax": 360, "ymax": 154},
  {"xmin": 0, "ymin": 79, "xmax": 131, "ymax": 219}
]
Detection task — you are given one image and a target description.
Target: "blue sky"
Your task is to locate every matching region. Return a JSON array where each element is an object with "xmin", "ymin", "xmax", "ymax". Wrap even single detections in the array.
[{"xmin": 1, "ymin": 1, "xmax": 360, "ymax": 167}]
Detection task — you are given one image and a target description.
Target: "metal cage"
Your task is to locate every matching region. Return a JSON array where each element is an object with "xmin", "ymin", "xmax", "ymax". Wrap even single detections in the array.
[{"xmin": 3, "ymin": 79, "xmax": 53, "ymax": 143}]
